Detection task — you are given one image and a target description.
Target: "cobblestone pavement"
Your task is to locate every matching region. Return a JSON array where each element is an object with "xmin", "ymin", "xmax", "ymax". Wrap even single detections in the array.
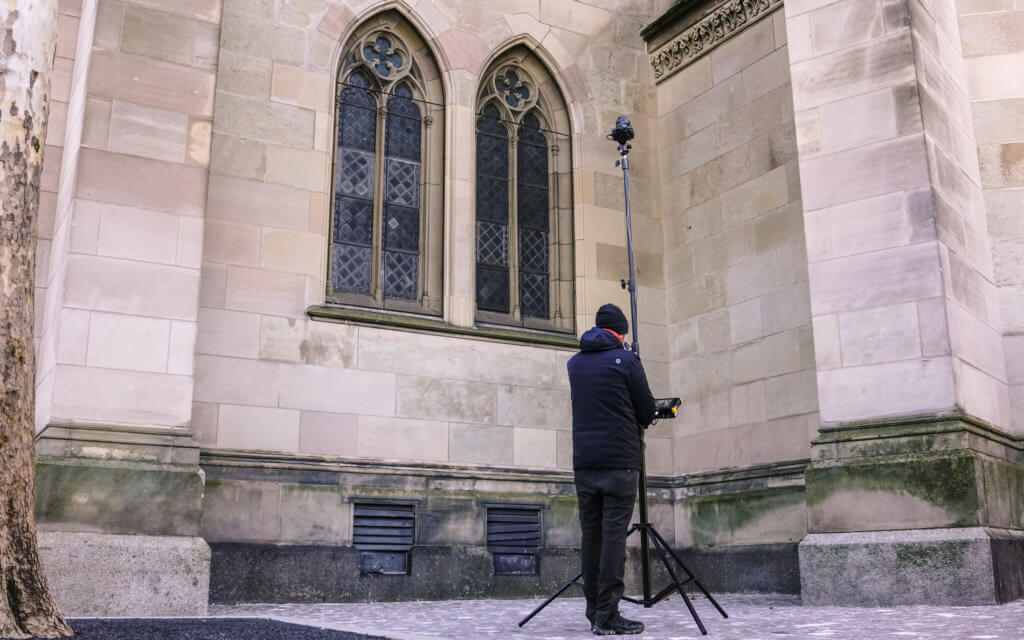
[{"xmin": 213, "ymin": 594, "xmax": 1024, "ymax": 640}]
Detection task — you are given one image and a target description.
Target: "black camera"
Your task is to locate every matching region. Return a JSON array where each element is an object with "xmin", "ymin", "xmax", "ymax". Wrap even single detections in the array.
[
  {"xmin": 609, "ymin": 116, "xmax": 634, "ymax": 145},
  {"xmin": 653, "ymin": 397, "xmax": 682, "ymax": 420}
]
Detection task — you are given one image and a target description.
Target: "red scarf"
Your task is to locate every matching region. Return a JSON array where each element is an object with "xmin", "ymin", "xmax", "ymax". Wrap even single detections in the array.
[{"xmin": 602, "ymin": 328, "xmax": 624, "ymax": 343}]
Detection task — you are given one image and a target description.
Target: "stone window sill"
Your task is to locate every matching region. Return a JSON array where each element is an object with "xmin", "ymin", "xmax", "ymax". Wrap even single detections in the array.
[{"xmin": 307, "ymin": 305, "xmax": 579, "ymax": 350}]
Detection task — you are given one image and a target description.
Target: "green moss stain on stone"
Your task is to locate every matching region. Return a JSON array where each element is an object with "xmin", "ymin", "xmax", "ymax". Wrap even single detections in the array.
[
  {"xmin": 681, "ymin": 486, "xmax": 806, "ymax": 547},
  {"xmin": 805, "ymin": 451, "xmax": 981, "ymax": 528},
  {"xmin": 35, "ymin": 457, "xmax": 204, "ymax": 536}
]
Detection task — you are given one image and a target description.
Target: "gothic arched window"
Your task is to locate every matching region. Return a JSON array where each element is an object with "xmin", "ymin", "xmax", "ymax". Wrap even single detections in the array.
[
  {"xmin": 329, "ymin": 21, "xmax": 443, "ymax": 315},
  {"xmin": 475, "ymin": 57, "xmax": 574, "ymax": 333}
]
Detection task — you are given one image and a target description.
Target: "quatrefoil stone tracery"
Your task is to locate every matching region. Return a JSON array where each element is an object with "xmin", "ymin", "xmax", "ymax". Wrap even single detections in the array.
[
  {"xmin": 492, "ymin": 66, "xmax": 537, "ymax": 112},
  {"xmin": 361, "ymin": 32, "xmax": 409, "ymax": 81}
]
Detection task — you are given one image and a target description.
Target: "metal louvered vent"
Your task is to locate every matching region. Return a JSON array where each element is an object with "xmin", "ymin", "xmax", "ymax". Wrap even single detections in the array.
[
  {"xmin": 353, "ymin": 502, "xmax": 415, "ymax": 575},
  {"xmin": 487, "ymin": 505, "xmax": 542, "ymax": 576}
]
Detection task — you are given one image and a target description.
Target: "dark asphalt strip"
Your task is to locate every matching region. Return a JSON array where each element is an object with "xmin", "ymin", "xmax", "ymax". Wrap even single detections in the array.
[{"xmin": 8, "ymin": 618, "xmax": 388, "ymax": 640}]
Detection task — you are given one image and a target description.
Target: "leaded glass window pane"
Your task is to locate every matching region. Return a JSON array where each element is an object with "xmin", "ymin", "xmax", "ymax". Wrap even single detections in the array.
[
  {"xmin": 332, "ymin": 70, "xmax": 377, "ymax": 295},
  {"xmin": 517, "ymin": 112, "xmax": 550, "ymax": 319},
  {"xmin": 476, "ymin": 103, "xmax": 510, "ymax": 312},
  {"xmin": 382, "ymin": 82, "xmax": 421, "ymax": 302}
]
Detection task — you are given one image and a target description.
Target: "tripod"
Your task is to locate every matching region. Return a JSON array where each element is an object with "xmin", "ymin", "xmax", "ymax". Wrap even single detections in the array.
[{"xmin": 517, "ymin": 117, "xmax": 728, "ymax": 635}]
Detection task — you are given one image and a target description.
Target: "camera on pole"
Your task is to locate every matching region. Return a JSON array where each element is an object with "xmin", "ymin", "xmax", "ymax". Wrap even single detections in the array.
[{"xmin": 518, "ymin": 117, "xmax": 728, "ymax": 636}]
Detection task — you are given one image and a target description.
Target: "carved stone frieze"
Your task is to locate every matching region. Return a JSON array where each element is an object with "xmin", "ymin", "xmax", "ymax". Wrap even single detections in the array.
[{"xmin": 649, "ymin": 0, "xmax": 783, "ymax": 83}]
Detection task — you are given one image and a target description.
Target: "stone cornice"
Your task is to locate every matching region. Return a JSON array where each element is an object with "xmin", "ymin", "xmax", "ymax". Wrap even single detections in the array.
[{"xmin": 646, "ymin": 0, "xmax": 784, "ymax": 84}]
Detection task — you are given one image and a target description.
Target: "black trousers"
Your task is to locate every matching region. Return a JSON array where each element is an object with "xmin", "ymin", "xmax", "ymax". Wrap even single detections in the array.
[{"xmin": 575, "ymin": 468, "xmax": 638, "ymax": 627}]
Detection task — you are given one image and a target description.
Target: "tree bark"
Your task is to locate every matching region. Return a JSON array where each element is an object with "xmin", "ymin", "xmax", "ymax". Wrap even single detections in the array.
[{"xmin": 0, "ymin": 1, "xmax": 72, "ymax": 638}]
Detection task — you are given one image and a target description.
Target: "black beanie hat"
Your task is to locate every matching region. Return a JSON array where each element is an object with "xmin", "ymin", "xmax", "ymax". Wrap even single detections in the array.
[{"xmin": 596, "ymin": 303, "xmax": 628, "ymax": 335}]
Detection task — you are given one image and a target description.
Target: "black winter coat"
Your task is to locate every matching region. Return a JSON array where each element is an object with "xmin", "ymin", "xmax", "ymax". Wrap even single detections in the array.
[{"xmin": 567, "ymin": 327, "xmax": 657, "ymax": 470}]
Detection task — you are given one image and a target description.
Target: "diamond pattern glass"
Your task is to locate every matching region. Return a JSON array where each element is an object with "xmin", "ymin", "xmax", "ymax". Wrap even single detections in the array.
[
  {"xmin": 477, "ymin": 221, "xmax": 508, "ymax": 267},
  {"xmin": 339, "ymin": 71, "xmax": 377, "ymax": 153},
  {"xmin": 336, "ymin": 149, "xmax": 375, "ymax": 199},
  {"xmin": 385, "ymin": 158, "xmax": 420, "ymax": 208},
  {"xmin": 332, "ymin": 70, "xmax": 378, "ymax": 297},
  {"xmin": 384, "ymin": 204, "xmax": 419, "ymax": 253},
  {"xmin": 334, "ymin": 195, "xmax": 373, "ymax": 245},
  {"xmin": 378, "ymin": 82, "xmax": 423, "ymax": 303},
  {"xmin": 520, "ymin": 272, "xmax": 549, "ymax": 319},
  {"xmin": 517, "ymin": 185, "xmax": 549, "ymax": 229},
  {"xmin": 519, "ymin": 228, "xmax": 548, "ymax": 274},
  {"xmin": 383, "ymin": 251, "xmax": 418, "ymax": 300},
  {"xmin": 332, "ymin": 243, "xmax": 372, "ymax": 295},
  {"xmin": 386, "ymin": 84, "xmax": 421, "ymax": 162},
  {"xmin": 517, "ymin": 110, "xmax": 550, "ymax": 319},
  {"xmin": 477, "ymin": 265, "xmax": 510, "ymax": 313},
  {"xmin": 476, "ymin": 176, "xmax": 508, "ymax": 223}
]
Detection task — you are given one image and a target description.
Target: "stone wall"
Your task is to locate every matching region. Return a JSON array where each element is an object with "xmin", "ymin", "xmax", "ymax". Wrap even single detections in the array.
[
  {"xmin": 191, "ymin": 0, "xmax": 674, "ymax": 475},
  {"xmin": 958, "ymin": 0, "xmax": 1024, "ymax": 433},
  {"xmin": 652, "ymin": 5, "xmax": 814, "ymax": 476}
]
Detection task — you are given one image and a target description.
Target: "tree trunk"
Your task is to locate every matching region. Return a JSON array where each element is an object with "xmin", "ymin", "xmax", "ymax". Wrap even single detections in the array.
[{"xmin": 0, "ymin": 1, "xmax": 72, "ymax": 638}]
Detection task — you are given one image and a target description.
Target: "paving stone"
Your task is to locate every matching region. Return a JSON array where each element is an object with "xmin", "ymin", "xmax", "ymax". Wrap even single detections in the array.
[{"xmin": 213, "ymin": 594, "xmax": 1024, "ymax": 639}]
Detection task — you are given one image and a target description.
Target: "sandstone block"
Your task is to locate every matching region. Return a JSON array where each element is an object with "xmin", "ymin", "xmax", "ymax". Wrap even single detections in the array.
[
  {"xmin": 55, "ymin": 309, "xmax": 90, "ymax": 366},
  {"xmin": 817, "ymin": 356, "xmax": 956, "ymax": 422},
  {"xmin": 513, "ymin": 427, "xmax": 557, "ymax": 468},
  {"xmin": 52, "ymin": 364, "xmax": 192, "ymax": 427},
  {"xmin": 449, "ymin": 423, "xmax": 514, "ymax": 466},
  {"xmin": 822, "ymin": 192, "xmax": 911, "ymax": 258},
  {"xmin": 278, "ymin": 364, "xmax": 396, "ymax": 415},
  {"xmin": 77, "ymin": 148, "xmax": 208, "ymax": 216},
  {"xmin": 88, "ymin": 50, "xmax": 215, "ymax": 116},
  {"xmin": 64, "ymin": 254, "xmax": 200, "ymax": 321},
  {"xmin": 121, "ymin": 6, "xmax": 198, "ymax": 68},
  {"xmin": 218, "ymin": 404, "xmax": 301, "ymax": 452},
  {"xmin": 809, "ymin": 0, "xmax": 883, "ymax": 55},
  {"xmin": 731, "ymin": 329, "xmax": 804, "ymax": 384},
  {"xmin": 298, "ymin": 410, "xmax": 359, "ymax": 457},
  {"xmin": 818, "ymin": 87, "xmax": 897, "ymax": 154},
  {"xmin": 224, "ymin": 266, "xmax": 307, "ymax": 317},
  {"xmin": 808, "ymin": 242, "xmax": 943, "ymax": 315},
  {"xmin": 193, "ymin": 354, "xmax": 280, "ymax": 407},
  {"xmin": 259, "ymin": 316, "xmax": 356, "ymax": 368},
  {"xmin": 710, "ymin": 17, "xmax": 775, "ymax": 84},
  {"xmin": 761, "ymin": 284, "xmax": 812, "ymax": 336},
  {"xmin": 960, "ymin": 11, "xmax": 1024, "ymax": 58},
  {"xmin": 279, "ymin": 485, "xmax": 351, "ymax": 545},
  {"xmin": 260, "ymin": 228, "xmax": 323, "ymax": 277},
  {"xmin": 206, "ymin": 174, "xmax": 309, "ymax": 231},
  {"xmin": 730, "ymin": 380, "xmax": 767, "ymax": 426},
  {"xmin": 196, "ymin": 307, "xmax": 261, "ymax": 359},
  {"xmin": 721, "ymin": 165, "xmax": 789, "ymax": 229},
  {"xmin": 86, "ymin": 313, "xmax": 171, "ymax": 373},
  {"xmin": 264, "ymin": 146, "xmax": 328, "ymax": 192},
  {"xmin": 271, "ymin": 63, "xmax": 331, "ymax": 112},
  {"xmin": 764, "ymin": 368, "xmax": 819, "ymax": 419},
  {"xmin": 497, "ymin": 385, "xmax": 570, "ymax": 430},
  {"xmin": 396, "ymin": 376, "xmax": 497, "ymax": 424},
  {"xmin": 790, "ymin": 32, "xmax": 915, "ymax": 109},
  {"xmin": 357, "ymin": 416, "xmax": 448, "ymax": 462},
  {"xmin": 214, "ymin": 93, "xmax": 315, "ymax": 148},
  {"xmin": 356, "ymin": 327, "xmax": 563, "ymax": 389},
  {"xmin": 201, "ymin": 480, "xmax": 281, "ymax": 543},
  {"xmin": 203, "ymin": 219, "xmax": 261, "ymax": 267}
]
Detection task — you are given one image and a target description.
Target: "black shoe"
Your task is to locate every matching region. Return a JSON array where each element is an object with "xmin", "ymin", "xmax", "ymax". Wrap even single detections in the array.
[{"xmin": 591, "ymin": 617, "xmax": 644, "ymax": 635}]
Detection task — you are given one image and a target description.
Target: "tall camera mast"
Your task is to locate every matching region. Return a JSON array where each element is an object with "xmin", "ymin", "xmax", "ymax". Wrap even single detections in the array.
[{"xmin": 518, "ymin": 117, "xmax": 728, "ymax": 636}]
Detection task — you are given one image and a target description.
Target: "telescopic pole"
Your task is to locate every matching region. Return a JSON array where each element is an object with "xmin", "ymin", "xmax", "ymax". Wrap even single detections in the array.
[{"xmin": 616, "ymin": 139, "xmax": 652, "ymax": 608}]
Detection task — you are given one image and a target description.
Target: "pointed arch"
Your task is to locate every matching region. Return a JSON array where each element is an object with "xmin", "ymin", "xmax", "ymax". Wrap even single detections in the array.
[
  {"xmin": 473, "ymin": 45, "xmax": 575, "ymax": 333},
  {"xmin": 327, "ymin": 10, "xmax": 445, "ymax": 315}
]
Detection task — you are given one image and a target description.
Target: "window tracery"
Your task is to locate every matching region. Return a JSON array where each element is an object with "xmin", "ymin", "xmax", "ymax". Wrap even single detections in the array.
[{"xmin": 328, "ymin": 21, "xmax": 443, "ymax": 315}]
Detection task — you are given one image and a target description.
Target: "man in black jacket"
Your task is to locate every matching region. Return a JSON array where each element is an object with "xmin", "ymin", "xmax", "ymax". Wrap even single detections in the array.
[{"xmin": 568, "ymin": 303, "xmax": 657, "ymax": 636}]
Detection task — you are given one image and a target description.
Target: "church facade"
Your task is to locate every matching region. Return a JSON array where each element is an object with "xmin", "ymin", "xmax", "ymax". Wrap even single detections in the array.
[{"xmin": 33, "ymin": 0, "xmax": 1024, "ymax": 615}]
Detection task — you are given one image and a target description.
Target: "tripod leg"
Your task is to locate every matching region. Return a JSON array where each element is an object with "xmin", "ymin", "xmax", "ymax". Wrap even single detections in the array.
[
  {"xmin": 518, "ymin": 571, "xmax": 583, "ymax": 627},
  {"xmin": 647, "ymin": 526, "xmax": 728, "ymax": 619},
  {"xmin": 647, "ymin": 528, "xmax": 708, "ymax": 636}
]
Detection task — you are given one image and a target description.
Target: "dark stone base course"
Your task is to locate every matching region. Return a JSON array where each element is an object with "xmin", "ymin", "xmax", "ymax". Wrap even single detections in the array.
[
  {"xmin": 677, "ymin": 543, "xmax": 800, "ymax": 594},
  {"xmin": 15, "ymin": 618, "xmax": 382, "ymax": 640},
  {"xmin": 210, "ymin": 541, "xmax": 799, "ymax": 603}
]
